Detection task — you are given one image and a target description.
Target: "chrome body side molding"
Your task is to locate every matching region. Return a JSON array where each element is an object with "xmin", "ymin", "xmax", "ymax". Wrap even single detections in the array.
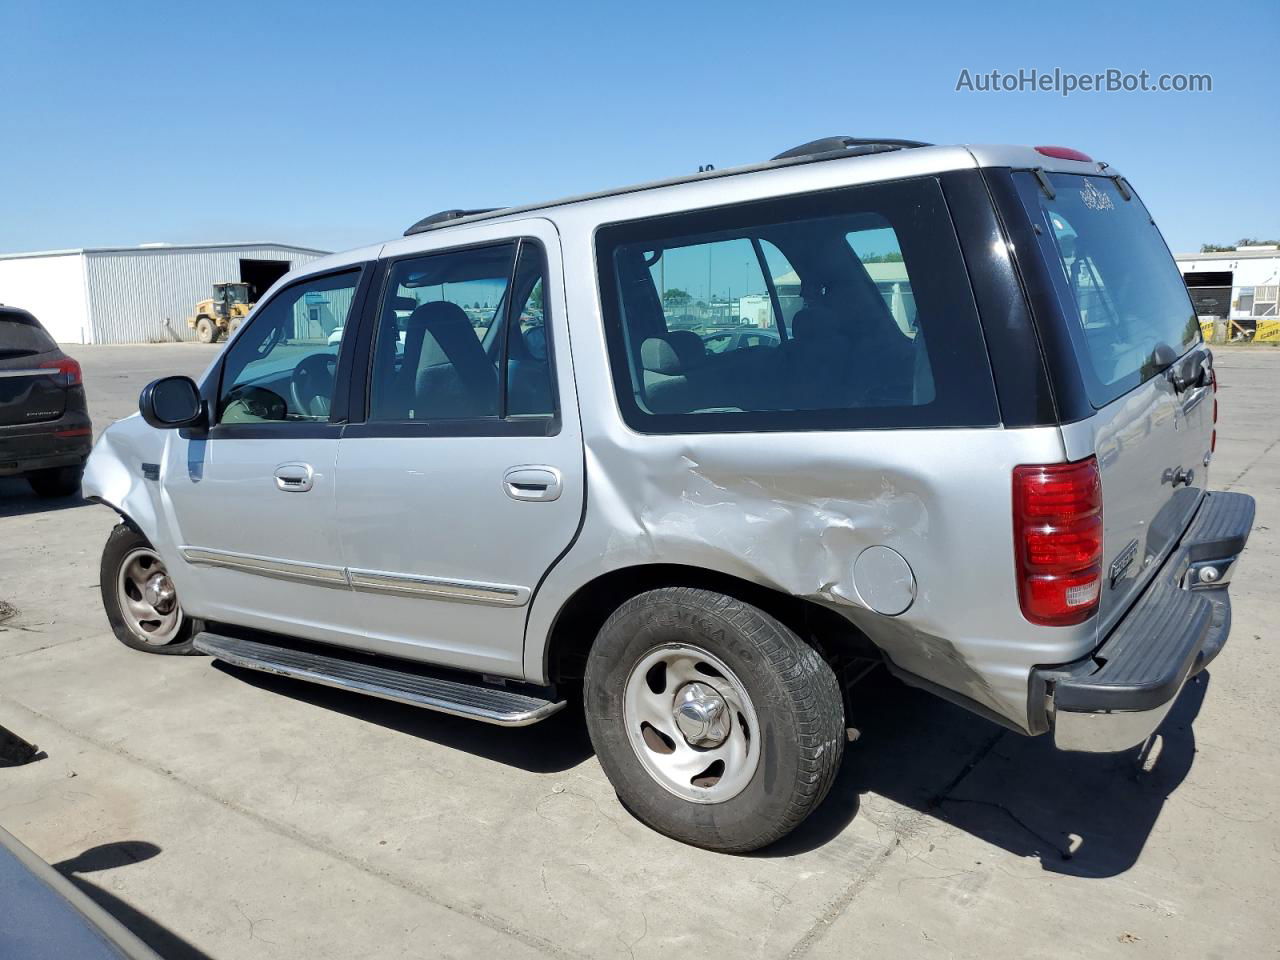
[
  {"xmin": 179, "ymin": 547, "xmax": 529, "ymax": 607},
  {"xmin": 347, "ymin": 568, "xmax": 528, "ymax": 606},
  {"xmin": 180, "ymin": 546, "xmax": 348, "ymax": 587}
]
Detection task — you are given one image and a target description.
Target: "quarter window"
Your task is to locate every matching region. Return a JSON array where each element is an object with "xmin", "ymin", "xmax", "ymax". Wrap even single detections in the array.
[
  {"xmin": 217, "ymin": 270, "xmax": 359, "ymax": 424},
  {"xmin": 595, "ymin": 178, "xmax": 995, "ymax": 432}
]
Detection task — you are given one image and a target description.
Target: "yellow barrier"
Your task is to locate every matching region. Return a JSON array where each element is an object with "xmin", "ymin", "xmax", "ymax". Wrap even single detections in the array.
[
  {"xmin": 1200, "ymin": 319, "xmax": 1215, "ymax": 341},
  {"xmin": 1256, "ymin": 319, "xmax": 1280, "ymax": 343}
]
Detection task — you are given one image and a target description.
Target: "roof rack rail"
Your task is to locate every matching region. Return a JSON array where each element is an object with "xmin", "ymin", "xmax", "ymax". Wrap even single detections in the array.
[
  {"xmin": 404, "ymin": 208, "xmax": 501, "ymax": 236},
  {"xmin": 770, "ymin": 136, "xmax": 931, "ymax": 162}
]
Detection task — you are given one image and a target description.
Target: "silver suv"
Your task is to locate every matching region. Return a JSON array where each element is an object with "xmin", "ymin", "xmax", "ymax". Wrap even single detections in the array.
[{"xmin": 84, "ymin": 137, "xmax": 1255, "ymax": 852}]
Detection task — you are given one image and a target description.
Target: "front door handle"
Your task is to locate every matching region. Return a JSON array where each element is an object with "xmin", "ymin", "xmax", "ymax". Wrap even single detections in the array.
[
  {"xmin": 274, "ymin": 462, "xmax": 315, "ymax": 493},
  {"xmin": 503, "ymin": 465, "xmax": 562, "ymax": 502}
]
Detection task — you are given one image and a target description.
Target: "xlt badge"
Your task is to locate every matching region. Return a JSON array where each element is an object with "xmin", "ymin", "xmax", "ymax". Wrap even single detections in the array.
[{"xmin": 1110, "ymin": 538, "xmax": 1139, "ymax": 588}]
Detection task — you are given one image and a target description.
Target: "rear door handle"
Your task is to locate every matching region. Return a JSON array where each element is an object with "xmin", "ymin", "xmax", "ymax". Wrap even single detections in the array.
[
  {"xmin": 274, "ymin": 462, "xmax": 315, "ymax": 493},
  {"xmin": 503, "ymin": 466, "xmax": 562, "ymax": 502}
]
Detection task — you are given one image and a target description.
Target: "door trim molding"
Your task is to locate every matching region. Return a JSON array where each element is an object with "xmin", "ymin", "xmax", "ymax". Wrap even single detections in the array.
[
  {"xmin": 180, "ymin": 546, "xmax": 349, "ymax": 587},
  {"xmin": 347, "ymin": 568, "xmax": 529, "ymax": 606},
  {"xmin": 178, "ymin": 546, "xmax": 529, "ymax": 607}
]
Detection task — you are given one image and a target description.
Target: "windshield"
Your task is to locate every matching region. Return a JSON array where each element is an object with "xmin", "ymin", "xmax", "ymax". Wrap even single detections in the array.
[
  {"xmin": 222, "ymin": 285, "xmax": 251, "ymax": 304},
  {"xmin": 1022, "ymin": 173, "xmax": 1199, "ymax": 407}
]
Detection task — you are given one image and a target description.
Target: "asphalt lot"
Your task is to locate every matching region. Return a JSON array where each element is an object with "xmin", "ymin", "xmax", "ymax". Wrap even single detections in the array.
[{"xmin": 1, "ymin": 343, "xmax": 1277, "ymax": 959}]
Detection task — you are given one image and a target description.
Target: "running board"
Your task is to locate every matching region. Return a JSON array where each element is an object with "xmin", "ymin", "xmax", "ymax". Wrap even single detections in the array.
[{"xmin": 192, "ymin": 632, "xmax": 566, "ymax": 727}]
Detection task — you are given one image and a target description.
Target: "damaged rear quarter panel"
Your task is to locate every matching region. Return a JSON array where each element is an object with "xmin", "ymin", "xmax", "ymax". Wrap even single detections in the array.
[{"xmin": 527, "ymin": 420, "xmax": 1099, "ymax": 731}]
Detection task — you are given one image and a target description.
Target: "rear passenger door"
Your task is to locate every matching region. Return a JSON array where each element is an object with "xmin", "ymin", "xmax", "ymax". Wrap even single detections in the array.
[{"xmin": 334, "ymin": 220, "xmax": 583, "ymax": 677}]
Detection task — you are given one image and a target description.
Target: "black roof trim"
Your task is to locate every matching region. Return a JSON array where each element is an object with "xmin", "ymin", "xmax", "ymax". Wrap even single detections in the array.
[
  {"xmin": 404, "ymin": 209, "xmax": 501, "ymax": 237},
  {"xmin": 770, "ymin": 136, "xmax": 932, "ymax": 162},
  {"xmin": 397, "ymin": 137, "xmax": 936, "ymax": 238}
]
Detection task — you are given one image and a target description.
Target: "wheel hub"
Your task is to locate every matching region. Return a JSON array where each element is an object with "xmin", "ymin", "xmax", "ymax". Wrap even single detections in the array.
[
  {"xmin": 143, "ymin": 573, "xmax": 176, "ymax": 613},
  {"xmin": 672, "ymin": 682, "xmax": 731, "ymax": 748}
]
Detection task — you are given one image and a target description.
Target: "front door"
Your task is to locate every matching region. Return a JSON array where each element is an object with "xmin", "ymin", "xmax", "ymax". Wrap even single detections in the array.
[
  {"xmin": 163, "ymin": 267, "xmax": 368, "ymax": 641},
  {"xmin": 335, "ymin": 221, "xmax": 583, "ymax": 678}
]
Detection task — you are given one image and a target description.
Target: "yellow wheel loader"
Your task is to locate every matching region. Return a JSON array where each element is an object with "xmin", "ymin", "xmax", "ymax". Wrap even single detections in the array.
[{"xmin": 188, "ymin": 282, "xmax": 254, "ymax": 344}]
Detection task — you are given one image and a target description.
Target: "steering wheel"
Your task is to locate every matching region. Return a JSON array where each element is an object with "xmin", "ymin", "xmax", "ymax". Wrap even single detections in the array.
[{"xmin": 289, "ymin": 352, "xmax": 337, "ymax": 419}]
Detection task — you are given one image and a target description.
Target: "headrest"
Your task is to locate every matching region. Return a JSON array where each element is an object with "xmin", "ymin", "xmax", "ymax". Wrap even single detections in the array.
[
  {"xmin": 641, "ymin": 332, "xmax": 707, "ymax": 375},
  {"xmin": 665, "ymin": 330, "xmax": 707, "ymax": 367},
  {"xmin": 406, "ymin": 300, "xmax": 472, "ymax": 330},
  {"xmin": 790, "ymin": 306, "xmax": 840, "ymax": 341},
  {"xmin": 641, "ymin": 337, "xmax": 682, "ymax": 375}
]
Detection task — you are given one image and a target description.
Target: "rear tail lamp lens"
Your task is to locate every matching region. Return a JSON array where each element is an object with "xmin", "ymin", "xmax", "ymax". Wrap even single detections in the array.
[
  {"xmin": 1013, "ymin": 457, "xmax": 1102, "ymax": 626},
  {"xmin": 39, "ymin": 356, "xmax": 83, "ymax": 386}
]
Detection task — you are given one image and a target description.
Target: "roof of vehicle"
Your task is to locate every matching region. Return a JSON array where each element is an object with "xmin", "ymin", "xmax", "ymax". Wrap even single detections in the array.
[{"xmin": 293, "ymin": 142, "xmax": 1114, "ymax": 279}]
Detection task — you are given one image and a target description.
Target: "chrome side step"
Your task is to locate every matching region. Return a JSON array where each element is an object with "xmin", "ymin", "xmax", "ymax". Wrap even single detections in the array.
[{"xmin": 193, "ymin": 632, "xmax": 566, "ymax": 727}]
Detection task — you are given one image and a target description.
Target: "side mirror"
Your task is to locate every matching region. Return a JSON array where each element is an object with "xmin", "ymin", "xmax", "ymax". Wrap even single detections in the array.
[{"xmin": 139, "ymin": 376, "xmax": 205, "ymax": 429}]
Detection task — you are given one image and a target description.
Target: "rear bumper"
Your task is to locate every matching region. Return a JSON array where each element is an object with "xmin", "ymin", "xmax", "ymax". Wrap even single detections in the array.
[
  {"xmin": 1036, "ymin": 491, "xmax": 1255, "ymax": 752},
  {"xmin": 0, "ymin": 413, "xmax": 92, "ymax": 477}
]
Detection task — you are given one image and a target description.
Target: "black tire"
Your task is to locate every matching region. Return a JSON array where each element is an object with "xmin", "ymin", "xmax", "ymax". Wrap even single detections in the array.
[
  {"xmin": 195, "ymin": 316, "xmax": 216, "ymax": 344},
  {"xmin": 100, "ymin": 523, "xmax": 200, "ymax": 655},
  {"xmin": 585, "ymin": 587, "xmax": 844, "ymax": 852},
  {"xmin": 27, "ymin": 465, "xmax": 82, "ymax": 498}
]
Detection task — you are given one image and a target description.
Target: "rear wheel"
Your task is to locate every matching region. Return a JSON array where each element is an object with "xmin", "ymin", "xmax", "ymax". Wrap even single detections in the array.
[
  {"xmin": 100, "ymin": 523, "xmax": 198, "ymax": 655},
  {"xmin": 194, "ymin": 316, "xmax": 216, "ymax": 344},
  {"xmin": 27, "ymin": 464, "xmax": 82, "ymax": 498},
  {"xmin": 585, "ymin": 587, "xmax": 845, "ymax": 852}
]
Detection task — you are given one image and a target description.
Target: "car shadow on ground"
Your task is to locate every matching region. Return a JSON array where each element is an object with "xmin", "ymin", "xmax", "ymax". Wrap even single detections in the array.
[
  {"xmin": 764, "ymin": 667, "xmax": 1206, "ymax": 877},
  {"xmin": 214, "ymin": 659, "xmax": 1202, "ymax": 876},
  {"xmin": 0, "ymin": 478, "xmax": 90, "ymax": 518},
  {"xmin": 52, "ymin": 841, "xmax": 214, "ymax": 960},
  {"xmin": 214, "ymin": 662, "xmax": 596, "ymax": 774}
]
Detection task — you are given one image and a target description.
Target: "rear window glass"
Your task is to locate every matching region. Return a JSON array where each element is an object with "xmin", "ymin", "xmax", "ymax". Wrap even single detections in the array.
[
  {"xmin": 595, "ymin": 177, "xmax": 998, "ymax": 433},
  {"xmin": 0, "ymin": 311, "xmax": 57, "ymax": 356},
  {"xmin": 1019, "ymin": 173, "xmax": 1199, "ymax": 407}
]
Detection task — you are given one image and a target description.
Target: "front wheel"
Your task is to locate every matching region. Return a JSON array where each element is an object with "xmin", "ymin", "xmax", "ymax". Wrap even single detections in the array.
[
  {"xmin": 585, "ymin": 587, "xmax": 845, "ymax": 852},
  {"xmin": 100, "ymin": 523, "xmax": 199, "ymax": 655},
  {"xmin": 194, "ymin": 316, "xmax": 216, "ymax": 344}
]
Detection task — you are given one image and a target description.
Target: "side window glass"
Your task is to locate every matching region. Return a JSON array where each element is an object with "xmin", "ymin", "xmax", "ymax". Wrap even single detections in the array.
[
  {"xmin": 369, "ymin": 244, "xmax": 514, "ymax": 421},
  {"xmin": 647, "ymin": 237, "xmax": 780, "ymax": 356},
  {"xmin": 504, "ymin": 243, "xmax": 555, "ymax": 417},
  {"xmin": 846, "ymin": 221, "xmax": 917, "ymax": 338},
  {"xmin": 217, "ymin": 270, "xmax": 359, "ymax": 424}
]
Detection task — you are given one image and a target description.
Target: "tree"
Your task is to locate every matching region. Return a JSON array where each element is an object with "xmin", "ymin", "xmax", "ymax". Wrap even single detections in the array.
[
  {"xmin": 1200, "ymin": 238, "xmax": 1280, "ymax": 253},
  {"xmin": 663, "ymin": 288, "xmax": 691, "ymax": 305}
]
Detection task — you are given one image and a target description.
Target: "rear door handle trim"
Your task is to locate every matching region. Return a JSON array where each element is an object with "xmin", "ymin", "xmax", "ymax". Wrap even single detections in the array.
[
  {"xmin": 503, "ymin": 465, "xmax": 562, "ymax": 502},
  {"xmin": 274, "ymin": 462, "xmax": 315, "ymax": 493}
]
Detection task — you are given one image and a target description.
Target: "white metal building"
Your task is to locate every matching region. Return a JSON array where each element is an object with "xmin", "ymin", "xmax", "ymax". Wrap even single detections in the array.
[
  {"xmin": 1175, "ymin": 246, "xmax": 1280, "ymax": 335},
  {"xmin": 0, "ymin": 241, "xmax": 329, "ymax": 344}
]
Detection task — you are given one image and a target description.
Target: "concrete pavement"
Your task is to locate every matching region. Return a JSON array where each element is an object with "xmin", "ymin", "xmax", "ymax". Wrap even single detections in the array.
[{"xmin": 1, "ymin": 344, "xmax": 1276, "ymax": 959}]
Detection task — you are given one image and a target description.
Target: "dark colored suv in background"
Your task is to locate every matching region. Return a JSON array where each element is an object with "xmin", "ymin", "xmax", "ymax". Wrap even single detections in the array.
[{"xmin": 0, "ymin": 307, "xmax": 91, "ymax": 497}]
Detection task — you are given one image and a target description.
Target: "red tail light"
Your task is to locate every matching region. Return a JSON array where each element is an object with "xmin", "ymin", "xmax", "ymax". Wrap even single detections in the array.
[
  {"xmin": 1013, "ymin": 457, "xmax": 1102, "ymax": 626},
  {"xmin": 39, "ymin": 356, "xmax": 82, "ymax": 387}
]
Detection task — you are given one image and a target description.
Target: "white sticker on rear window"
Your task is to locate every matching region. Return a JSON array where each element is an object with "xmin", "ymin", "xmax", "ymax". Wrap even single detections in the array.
[{"xmin": 1080, "ymin": 180, "xmax": 1115, "ymax": 211}]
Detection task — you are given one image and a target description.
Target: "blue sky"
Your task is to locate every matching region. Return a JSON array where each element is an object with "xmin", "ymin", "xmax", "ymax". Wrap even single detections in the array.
[{"xmin": 1, "ymin": 0, "xmax": 1275, "ymax": 257}]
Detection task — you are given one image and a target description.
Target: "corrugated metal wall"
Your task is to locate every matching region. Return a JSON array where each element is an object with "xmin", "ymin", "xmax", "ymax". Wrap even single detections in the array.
[{"xmin": 83, "ymin": 245, "xmax": 328, "ymax": 344}]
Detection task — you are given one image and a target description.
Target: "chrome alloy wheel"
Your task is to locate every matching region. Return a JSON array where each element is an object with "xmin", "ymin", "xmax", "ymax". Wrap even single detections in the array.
[
  {"xmin": 116, "ymin": 547, "xmax": 183, "ymax": 645},
  {"xmin": 623, "ymin": 644, "xmax": 761, "ymax": 803}
]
